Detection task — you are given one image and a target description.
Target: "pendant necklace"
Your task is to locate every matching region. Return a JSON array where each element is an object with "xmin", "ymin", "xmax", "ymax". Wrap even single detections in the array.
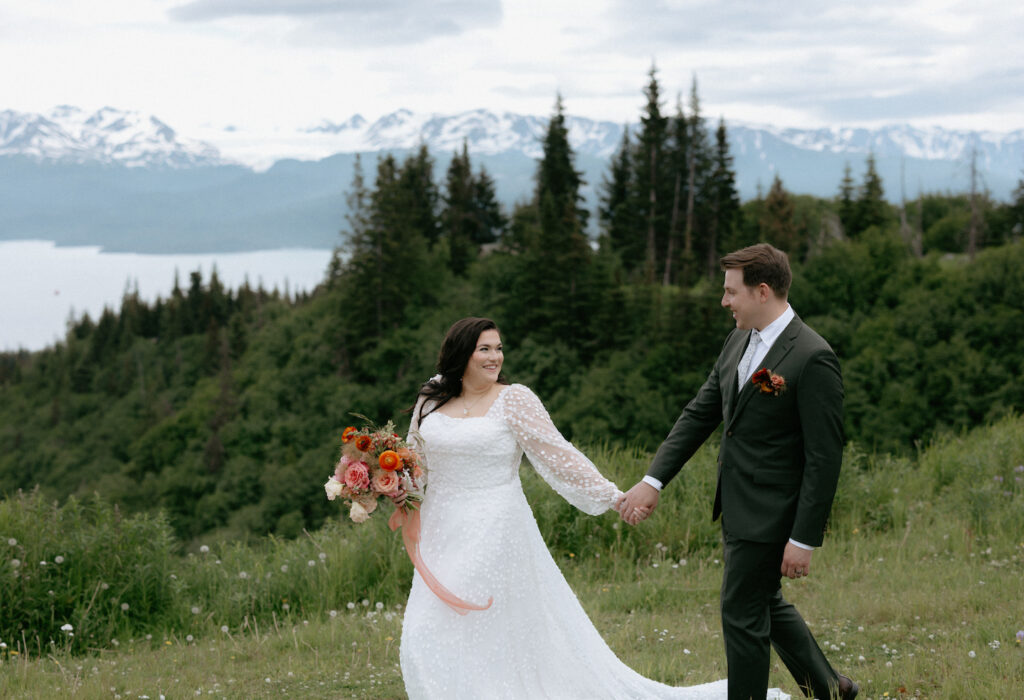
[{"xmin": 462, "ymin": 389, "xmax": 489, "ymax": 416}]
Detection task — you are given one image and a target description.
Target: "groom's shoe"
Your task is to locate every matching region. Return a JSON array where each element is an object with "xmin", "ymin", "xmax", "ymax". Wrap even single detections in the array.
[{"xmin": 836, "ymin": 674, "xmax": 859, "ymax": 700}]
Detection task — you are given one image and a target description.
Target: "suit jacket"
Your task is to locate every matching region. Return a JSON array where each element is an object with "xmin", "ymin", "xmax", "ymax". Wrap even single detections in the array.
[{"xmin": 647, "ymin": 314, "xmax": 844, "ymax": 546}]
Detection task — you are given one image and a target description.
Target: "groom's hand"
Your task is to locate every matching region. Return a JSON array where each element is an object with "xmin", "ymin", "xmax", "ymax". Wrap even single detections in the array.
[
  {"xmin": 781, "ymin": 542, "xmax": 813, "ymax": 579},
  {"xmin": 616, "ymin": 482, "xmax": 659, "ymax": 525}
]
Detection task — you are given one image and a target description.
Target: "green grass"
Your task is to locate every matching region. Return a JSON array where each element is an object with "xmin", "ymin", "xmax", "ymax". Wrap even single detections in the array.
[{"xmin": 2, "ymin": 416, "xmax": 1023, "ymax": 698}]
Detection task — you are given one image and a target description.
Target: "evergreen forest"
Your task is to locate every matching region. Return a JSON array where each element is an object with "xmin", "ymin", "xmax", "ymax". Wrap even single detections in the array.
[{"xmin": 2, "ymin": 69, "xmax": 1024, "ymax": 545}]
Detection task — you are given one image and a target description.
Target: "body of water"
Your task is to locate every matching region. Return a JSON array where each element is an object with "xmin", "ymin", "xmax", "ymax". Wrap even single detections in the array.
[{"xmin": 0, "ymin": 240, "xmax": 335, "ymax": 351}]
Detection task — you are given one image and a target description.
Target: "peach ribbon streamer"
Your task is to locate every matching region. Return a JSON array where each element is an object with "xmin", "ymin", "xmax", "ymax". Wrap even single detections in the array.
[{"xmin": 389, "ymin": 507, "xmax": 493, "ymax": 616}]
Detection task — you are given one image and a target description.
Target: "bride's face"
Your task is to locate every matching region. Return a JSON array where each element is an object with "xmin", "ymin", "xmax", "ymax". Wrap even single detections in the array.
[{"xmin": 463, "ymin": 329, "xmax": 503, "ymax": 386}]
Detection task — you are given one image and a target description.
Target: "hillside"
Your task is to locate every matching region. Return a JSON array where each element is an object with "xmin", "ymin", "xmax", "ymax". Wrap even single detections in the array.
[{"xmin": 1, "ymin": 233, "xmax": 1022, "ymax": 542}]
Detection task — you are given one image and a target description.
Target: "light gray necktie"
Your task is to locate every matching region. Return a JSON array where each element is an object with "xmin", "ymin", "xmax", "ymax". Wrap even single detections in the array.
[{"xmin": 737, "ymin": 330, "xmax": 761, "ymax": 389}]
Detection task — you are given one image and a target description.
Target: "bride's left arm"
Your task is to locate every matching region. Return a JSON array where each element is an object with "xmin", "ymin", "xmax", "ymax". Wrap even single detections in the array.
[{"xmin": 501, "ymin": 384, "xmax": 623, "ymax": 515}]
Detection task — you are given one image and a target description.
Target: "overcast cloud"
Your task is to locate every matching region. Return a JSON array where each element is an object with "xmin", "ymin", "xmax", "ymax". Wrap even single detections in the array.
[
  {"xmin": 167, "ymin": 0, "xmax": 501, "ymax": 46},
  {"xmin": 0, "ymin": 0, "xmax": 1021, "ymax": 135}
]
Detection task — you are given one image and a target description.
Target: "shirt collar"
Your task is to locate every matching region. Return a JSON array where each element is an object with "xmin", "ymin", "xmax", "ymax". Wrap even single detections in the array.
[{"xmin": 755, "ymin": 304, "xmax": 794, "ymax": 350}]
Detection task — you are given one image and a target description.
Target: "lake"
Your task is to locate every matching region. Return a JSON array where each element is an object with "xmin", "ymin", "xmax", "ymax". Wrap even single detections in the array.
[{"xmin": 0, "ymin": 240, "xmax": 336, "ymax": 351}]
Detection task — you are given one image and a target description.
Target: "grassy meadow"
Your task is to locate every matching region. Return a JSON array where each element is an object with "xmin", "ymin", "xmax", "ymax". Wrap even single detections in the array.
[{"xmin": 2, "ymin": 416, "xmax": 1023, "ymax": 699}]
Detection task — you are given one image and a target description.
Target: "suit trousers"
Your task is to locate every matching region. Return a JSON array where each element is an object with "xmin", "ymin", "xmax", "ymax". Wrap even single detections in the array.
[{"xmin": 720, "ymin": 529, "xmax": 839, "ymax": 700}]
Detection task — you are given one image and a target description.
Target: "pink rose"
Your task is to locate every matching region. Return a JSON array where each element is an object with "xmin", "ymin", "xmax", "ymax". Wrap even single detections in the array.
[
  {"xmin": 771, "ymin": 375, "xmax": 785, "ymax": 388},
  {"xmin": 343, "ymin": 461, "xmax": 370, "ymax": 491},
  {"xmin": 335, "ymin": 455, "xmax": 352, "ymax": 481},
  {"xmin": 372, "ymin": 471, "xmax": 400, "ymax": 494}
]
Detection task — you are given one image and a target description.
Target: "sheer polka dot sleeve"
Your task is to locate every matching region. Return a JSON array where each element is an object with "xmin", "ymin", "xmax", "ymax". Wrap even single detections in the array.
[
  {"xmin": 407, "ymin": 393, "xmax": 431, "ymax": 488},
  {"xmin": 500, "ymin": 384, "xmax": 622, "ymax": 515}
]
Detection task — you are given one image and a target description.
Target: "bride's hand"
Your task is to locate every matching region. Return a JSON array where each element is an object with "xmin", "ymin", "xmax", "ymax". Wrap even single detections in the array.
[{"xmin": 389, "ymin": 488, "xmax": 408, "ymax": 509}]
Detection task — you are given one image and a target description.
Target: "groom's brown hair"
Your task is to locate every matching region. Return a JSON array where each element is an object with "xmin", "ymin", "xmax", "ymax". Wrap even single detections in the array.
[{"xmin": 720, "ymin": 243, "xmax": 792, "ymax": 299}]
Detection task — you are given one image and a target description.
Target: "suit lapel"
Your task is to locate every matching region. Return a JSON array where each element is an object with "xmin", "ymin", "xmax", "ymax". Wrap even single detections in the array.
[
  {"xmin": 726, "ymin": 316, "xmax": 802, "ymax": 429},
  {"xmin": 720, "ymin": 330, "xmax": 747, "ymax": 421}
]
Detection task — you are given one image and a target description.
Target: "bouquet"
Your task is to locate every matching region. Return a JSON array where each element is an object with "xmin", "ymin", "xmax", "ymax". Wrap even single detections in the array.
[
  {"xmin": 324, "ymin": 412, "xmax": 490, "ymax": 615},
  {"xmin": 324, "ymin": 418, "xmax": 424, "ymax": 523}
]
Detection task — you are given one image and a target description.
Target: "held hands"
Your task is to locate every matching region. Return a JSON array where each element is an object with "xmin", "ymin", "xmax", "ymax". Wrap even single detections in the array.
[
  {"xmin": 389, "ymin": 488, "xmax": 408, "ymax": 509},
  {"xmin": 615, "ymin": 481, "xmax": 659, "ymax": 525}
]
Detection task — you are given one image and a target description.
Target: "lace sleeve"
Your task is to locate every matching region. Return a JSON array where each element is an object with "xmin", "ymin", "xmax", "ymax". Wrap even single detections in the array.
[
  {"xmin": 501, "ymin": 384, "xmax": 622, "ymax": 515},
  {"xmin": 407, "ymin": 393, "xmax": 430, "ymax": 490}
]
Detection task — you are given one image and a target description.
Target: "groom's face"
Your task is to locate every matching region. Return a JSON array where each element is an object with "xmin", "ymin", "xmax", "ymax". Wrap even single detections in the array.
[{"xmin": 722, "ymin": 269, "xmax": 761, "ymax": 330}]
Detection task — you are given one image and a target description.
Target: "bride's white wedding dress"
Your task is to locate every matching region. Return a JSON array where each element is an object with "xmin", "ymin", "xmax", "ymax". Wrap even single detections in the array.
[{"xmin": 399, "ymin": 383, "xmax": 787, "ymax": 700}]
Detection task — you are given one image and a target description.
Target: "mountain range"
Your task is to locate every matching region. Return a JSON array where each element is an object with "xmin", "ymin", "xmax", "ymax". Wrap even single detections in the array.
[{"xmin": 1, "ymin": 106, "xmax": 1022, "ymax": 253}]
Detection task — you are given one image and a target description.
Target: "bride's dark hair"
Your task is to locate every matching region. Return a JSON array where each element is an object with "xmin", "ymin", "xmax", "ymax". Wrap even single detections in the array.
[{"xmin": 415, "ymin": 317, "xmax": 509, "ymax": 424}]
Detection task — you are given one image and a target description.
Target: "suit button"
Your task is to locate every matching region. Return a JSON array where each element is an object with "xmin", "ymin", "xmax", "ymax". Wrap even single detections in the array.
[{"xmin": 726, "ymin": 430, "xmax": 733, "ymax": 437}]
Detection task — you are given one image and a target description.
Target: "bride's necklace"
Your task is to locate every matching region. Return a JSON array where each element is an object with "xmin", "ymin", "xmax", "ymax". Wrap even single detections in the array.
[{"xmin": 461, "ymin": 387, "xmax": 490, "ymax": 416}]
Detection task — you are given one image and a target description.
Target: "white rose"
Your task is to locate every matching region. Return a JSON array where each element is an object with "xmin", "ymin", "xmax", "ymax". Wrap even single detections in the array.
[
  {"xmin": 324, "ymin": 477, "xmax": 344, "ymax": 501},
  {"xmin": 349, "ymin": 501, "xmax": 370, "ymax": 523}
]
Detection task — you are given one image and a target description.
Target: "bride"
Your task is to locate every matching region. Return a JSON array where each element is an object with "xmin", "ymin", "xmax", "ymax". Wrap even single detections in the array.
[{"xmin": 394, "ymin": 317, "xmax": 787, "ymax": 700}]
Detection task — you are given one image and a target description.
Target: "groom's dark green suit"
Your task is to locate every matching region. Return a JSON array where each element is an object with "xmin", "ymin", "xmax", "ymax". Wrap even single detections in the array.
[{"xmin": 648, "ymin": 314, "xmax": 845, "ymax": 699}]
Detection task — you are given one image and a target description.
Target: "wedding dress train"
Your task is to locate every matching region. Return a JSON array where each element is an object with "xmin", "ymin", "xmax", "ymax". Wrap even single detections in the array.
[{"xmin": 399, "ymin": 384, "xmax": 787, "ymax": 700}]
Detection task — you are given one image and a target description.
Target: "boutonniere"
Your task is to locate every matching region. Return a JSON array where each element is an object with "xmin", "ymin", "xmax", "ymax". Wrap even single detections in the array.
[{"xmin": 751, "ymin": 368, "xmax": 786, "ymax": 396}]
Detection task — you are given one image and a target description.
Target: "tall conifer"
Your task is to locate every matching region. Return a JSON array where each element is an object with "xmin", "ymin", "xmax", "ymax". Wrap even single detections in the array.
[
  {"xmin": 705, "ymin": 118, "xmax": 740, "ymax": 278},
  {"xmin": 634, "ymin": 66, "xmax": 671, "ymax": 283}
]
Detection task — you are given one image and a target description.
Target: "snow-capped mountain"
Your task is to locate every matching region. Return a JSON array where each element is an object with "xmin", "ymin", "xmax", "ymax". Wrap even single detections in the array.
[
  {"xmin": 2, "ymin": 105, "xmax": 1022, "ymax": 254},
  {"xmin": 731, "ymin": 122, "xmax": 1024, "ymax": 168},
  {"xmin": 302, "ymin": 108, "xmax": 623, "ymax": 160},
  {"xmin": 0, "ymin": 106, "xmax": 229, "ymax": 168},
  {"xmin": 4, "ymin": 105, "xmax": 1021, "ymax": 186}
]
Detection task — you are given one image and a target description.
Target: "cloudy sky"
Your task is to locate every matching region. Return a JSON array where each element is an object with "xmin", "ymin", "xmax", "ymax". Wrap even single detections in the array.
[{"xmin": 2, "ymin": 0, "xmax": 1022, "ymax": 134}]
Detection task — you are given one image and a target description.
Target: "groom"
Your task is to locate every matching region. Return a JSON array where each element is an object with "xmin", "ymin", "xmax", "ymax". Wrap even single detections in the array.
[{"xmin": 618, "ymin": 244, "xmax": 858, "ymax": 700}]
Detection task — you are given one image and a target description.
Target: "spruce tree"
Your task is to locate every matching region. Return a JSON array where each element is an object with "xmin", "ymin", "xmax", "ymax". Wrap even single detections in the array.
[
  {"xmin": 505, "ymin": 96, "xmax": 595, "ymax": 351},
  {"xmin": 633, "ymin": 66, "xmax": 672, "ymax": 283},
  {"xmin": 471, "ymin": 166, "xmax": 506, "ymax": 245},
  {"xmin": 761, "ymin": 174, "xmax": 798, "ymax": 253},
  {"xmin": 837, "ymin": 162, "xmax": 857, "ymax": 235},
  {"xmin": 441, "ymin": 143, "xmax": 476, "ymax": 275},
  {"xmin": 705, "ymin": 118, "xmax": 740, "ymax": 278},
  {"xmin": 855, "ymin": 153, "xmax": 888, "ymax": 235},
  {"xmin": 681, "ymin": 76, "xmax": 713, "ymax": 284},
  {"xmin": 662, "ymin": 95, "xmax": 688, "ymax": 285},
  {"xmin": 341, "ymin": 152, "xmax": 435, "ymax": 340},
  {"xmin": 600, "ymin": 127, "xmax": 641, "ymax": 267},
  {"xmin": 440, "ymin": 144, "xmax": 507, "ymax": 276}
]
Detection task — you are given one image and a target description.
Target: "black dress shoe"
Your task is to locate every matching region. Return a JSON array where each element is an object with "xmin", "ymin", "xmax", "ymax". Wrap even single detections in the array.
[{"xmin": 837, "ymin": 674, "xmax": 859, "ymax": 700}]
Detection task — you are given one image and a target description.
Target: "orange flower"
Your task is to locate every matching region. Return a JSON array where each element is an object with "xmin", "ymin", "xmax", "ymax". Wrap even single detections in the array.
[
  {"xmin": 378, "ymin": 450, "xmax": 401, "ymax": 471},
  {"xmin": 354, "ymin": 435, "xmax": 372, "ymax": 452},
  {"xmin": 341, "ymin": 426, "xmax": 358, "ymax": 443}
]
